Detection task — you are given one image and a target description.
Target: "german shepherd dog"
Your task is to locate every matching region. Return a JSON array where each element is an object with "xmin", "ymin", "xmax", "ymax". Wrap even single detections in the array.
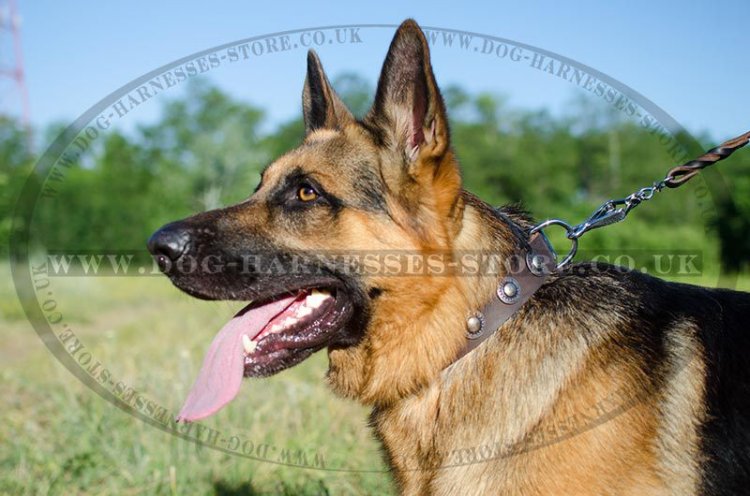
[{"xmin": 148, "ymin": 20, "xmax": 750, "ymax": 495}]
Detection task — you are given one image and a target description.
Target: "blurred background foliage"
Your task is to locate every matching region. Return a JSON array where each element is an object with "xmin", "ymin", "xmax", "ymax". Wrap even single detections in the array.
[{"xmin": 2, "ymin": 75, "xmax": 749, "ymax": 271}]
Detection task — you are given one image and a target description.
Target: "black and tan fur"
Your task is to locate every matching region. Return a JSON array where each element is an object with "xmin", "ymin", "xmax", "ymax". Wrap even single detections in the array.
[{"xmin": 149, "ymin": 20, "xmax": 750, "ymax": 495}]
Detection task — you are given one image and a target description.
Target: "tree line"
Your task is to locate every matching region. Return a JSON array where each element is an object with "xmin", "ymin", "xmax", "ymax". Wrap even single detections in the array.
[{"xmin": 2, "ymin": 75, "xmax": 748, "ymax": 272}]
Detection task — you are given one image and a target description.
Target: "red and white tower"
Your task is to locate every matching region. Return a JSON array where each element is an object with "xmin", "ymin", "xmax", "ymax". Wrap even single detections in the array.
[{"xmin": 0, "ymin": 0, "xmax": 30, "ymax": 127}]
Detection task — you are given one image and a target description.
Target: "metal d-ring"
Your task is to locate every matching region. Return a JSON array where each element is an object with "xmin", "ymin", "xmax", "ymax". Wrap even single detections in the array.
[{"xmin": 529, "ymin": 219, "xmax": 578, "ymax": 270}]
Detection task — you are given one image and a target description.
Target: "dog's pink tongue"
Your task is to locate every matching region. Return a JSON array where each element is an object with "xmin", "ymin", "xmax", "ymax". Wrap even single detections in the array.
[{"xmin": 176, "ymin": 296, "xmax": 296, "ymax": 423}]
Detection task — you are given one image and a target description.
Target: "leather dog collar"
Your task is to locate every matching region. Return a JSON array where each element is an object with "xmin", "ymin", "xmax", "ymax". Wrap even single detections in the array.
[{"xmin": 453, "ymin": 232, "xmax": 557, "ymax": 363}]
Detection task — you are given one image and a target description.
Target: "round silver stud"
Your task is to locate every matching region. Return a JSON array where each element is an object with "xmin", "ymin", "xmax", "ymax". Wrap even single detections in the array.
[
  {"xmin": 527, "ymin": 253, "xmax": 546, "ymax": 275},
  {"xmin": 497, "ymin": 277, "xmax": 521, "ymax": 304},
  {"xmin": 466, "ymin": 312, "xmax": 485, "ymax": 339},
  {"xmin": 532, "ymin": 255, "xmax": 544, "ymax": 269},
  {"xmin": 467, "ymin": 316, "xmax": 482, "ymax": 333}
]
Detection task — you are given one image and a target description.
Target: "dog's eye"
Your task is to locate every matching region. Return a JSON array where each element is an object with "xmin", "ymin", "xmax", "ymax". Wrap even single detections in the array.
[{"xmin": 297, "ymin": 184, "xmax": 319, "ymax": 202}]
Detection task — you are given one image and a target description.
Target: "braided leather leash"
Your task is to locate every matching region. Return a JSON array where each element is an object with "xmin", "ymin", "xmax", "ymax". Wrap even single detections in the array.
[{"xmin": 665, "ymin": 130, "xmax": 750, "ymax": 187}]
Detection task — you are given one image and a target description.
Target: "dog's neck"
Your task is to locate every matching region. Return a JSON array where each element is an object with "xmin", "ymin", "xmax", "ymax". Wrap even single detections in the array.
[{"xmin": 326, "ymin": 191, "xmax": 526, "ymax": 406}]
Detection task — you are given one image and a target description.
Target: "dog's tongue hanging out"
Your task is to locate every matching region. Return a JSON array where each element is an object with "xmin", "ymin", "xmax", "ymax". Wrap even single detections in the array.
[{"xmin": 176, "ymin": 295, "xmax": 297, "ymax": 422}]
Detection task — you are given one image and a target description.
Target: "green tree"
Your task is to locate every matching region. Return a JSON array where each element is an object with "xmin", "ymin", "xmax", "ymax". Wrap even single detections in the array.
[
  {"xmin": 9, "ymin": 76, "xmax": 742, "ymax": 273},
  {"xmin": 0, "ymin": 116, "xmax": 35, "ymax": 256}
]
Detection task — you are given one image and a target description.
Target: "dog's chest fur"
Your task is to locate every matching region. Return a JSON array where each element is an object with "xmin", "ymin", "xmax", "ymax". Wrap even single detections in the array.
[{"xmin": 365, "ymin": 267, "xmax": 712, "ymax": 495}]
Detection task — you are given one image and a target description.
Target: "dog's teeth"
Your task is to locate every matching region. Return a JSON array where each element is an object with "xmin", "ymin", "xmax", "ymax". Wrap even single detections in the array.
[
  {"xmin": 242, "ymin": 335, "xmax": 257, "ymax": 354},
  {"xmin": 297, "ymin": 306, "xmax": 313, "ymax": 318},
  {"xmin": 283, "ymin": 317, "xmax": 298, "ymax": 328},
  {"xmin": 270, "ymin": 324, "xmax": 282, "ymax": 333},
  {"xmin": 306, "ymin": 290, "xmax": 331, "ymax": 308}
]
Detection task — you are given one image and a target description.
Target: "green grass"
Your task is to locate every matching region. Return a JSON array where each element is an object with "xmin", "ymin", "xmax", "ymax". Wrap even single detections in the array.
[
  {"xmin": 2, "ymin": 261, "xmax": 750, "ymax": 495},
  {"xmin": 0, "ymin": 265, "xmax": 393, "ymax": 495}
]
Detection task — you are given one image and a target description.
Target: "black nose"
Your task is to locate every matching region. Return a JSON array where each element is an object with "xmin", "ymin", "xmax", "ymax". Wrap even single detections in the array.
[{"xmin": 147, "ymin": 222, "xmax": 191, "ymax": 266}]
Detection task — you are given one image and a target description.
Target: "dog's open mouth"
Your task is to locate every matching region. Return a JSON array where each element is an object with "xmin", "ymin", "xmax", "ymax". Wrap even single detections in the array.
[{"xmin": 176, "ymin": 287, "xmax": 351, "ymax": 422}]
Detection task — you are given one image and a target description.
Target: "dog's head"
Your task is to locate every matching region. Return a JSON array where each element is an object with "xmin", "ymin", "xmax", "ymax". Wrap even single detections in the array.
[{"xmin": 149, "ymin": 20, "xmax": 479, "ymax": 420}]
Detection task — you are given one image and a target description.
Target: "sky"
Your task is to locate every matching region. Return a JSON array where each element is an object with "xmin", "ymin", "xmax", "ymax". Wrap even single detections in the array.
[{"xmin": 6, "ymin": 0, "xmax": 750, "ymax": 146}]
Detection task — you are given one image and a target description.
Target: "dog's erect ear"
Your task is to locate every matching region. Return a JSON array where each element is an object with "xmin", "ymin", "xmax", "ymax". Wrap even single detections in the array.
[
  {"xmin": 367, "ymin": 19, "xmax": 450, "ymax": 164},
  {"xmin": 365, "ymin": 20, "xmax": 460, "ymax": 234},
  {"xmin": 302, "ymin": 50, "xmax": 354, "ymax": 134}
]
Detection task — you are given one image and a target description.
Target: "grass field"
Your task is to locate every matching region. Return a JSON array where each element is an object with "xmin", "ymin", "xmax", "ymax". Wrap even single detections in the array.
[
  {"xmin": 0, "ymin": 264, "xmax": 393, "ymax": 495},
  {"xmin": 2, "ymin": 263, "xmax": 749, "ymax": 495}
]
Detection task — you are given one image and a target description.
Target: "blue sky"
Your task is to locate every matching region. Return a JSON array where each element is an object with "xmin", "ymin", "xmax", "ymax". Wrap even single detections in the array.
[{"xmin": 11, "ymin": 0, "xmax": 750, "ymax": 145}]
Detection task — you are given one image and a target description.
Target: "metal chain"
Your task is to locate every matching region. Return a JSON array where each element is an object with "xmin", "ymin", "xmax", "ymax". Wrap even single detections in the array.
[{"xmin": 530, "ymin": 130, "xmax": 750, "ymax": 269}]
